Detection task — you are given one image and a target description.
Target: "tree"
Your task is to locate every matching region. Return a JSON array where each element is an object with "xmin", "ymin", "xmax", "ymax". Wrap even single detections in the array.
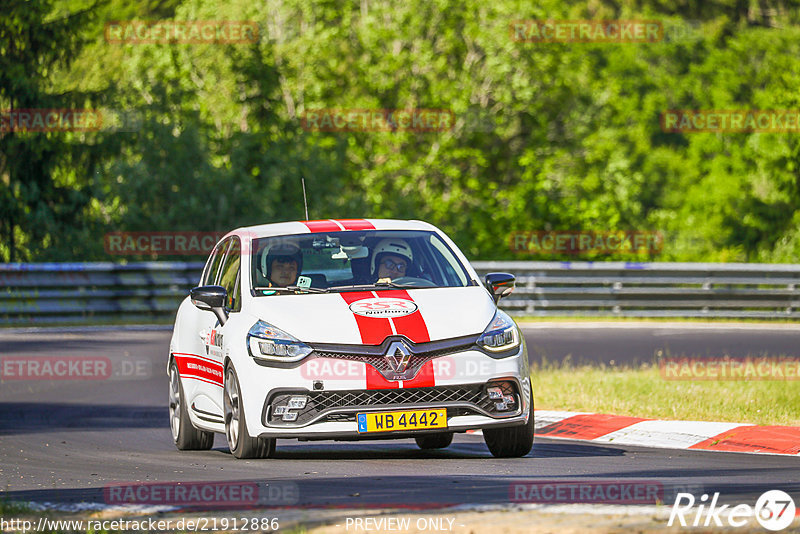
[{"xmin": 0, "ymin": 0, "xmax": 109, "ymax": 261}]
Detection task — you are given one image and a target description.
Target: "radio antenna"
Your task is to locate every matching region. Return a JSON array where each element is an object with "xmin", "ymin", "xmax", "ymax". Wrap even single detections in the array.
[{"xmin": 301, "ymin": 177, "xmax": 309, "ymax": 220}]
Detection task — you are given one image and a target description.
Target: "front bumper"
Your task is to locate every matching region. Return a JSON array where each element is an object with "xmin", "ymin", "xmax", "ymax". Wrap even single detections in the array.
[
  {"xmin": 259, "ymin": 380, "xmax": 527, "ymax": 439},
  {"xmin": 238, "ymin": 339, "xmax": 531, "ymax": 439},
  {"xmin": 258, "ymin": 414, "xmax": 529, "ymax": 440}
]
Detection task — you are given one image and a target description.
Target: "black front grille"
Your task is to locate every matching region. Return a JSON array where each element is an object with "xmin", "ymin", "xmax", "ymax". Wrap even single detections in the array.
[
  {"xmin": 265, "ymin": 382, "xmax": 519, "ymax": 426},
  {"xmin": 311, "ymin": 352, "xmax": 433, "ymax": 374},
  {"xmin": 309, "ymin": 336, "xmax": 478, "ymax": 380}
]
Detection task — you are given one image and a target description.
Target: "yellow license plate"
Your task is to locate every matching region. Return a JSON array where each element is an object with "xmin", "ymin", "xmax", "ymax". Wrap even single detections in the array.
[{"xmin": 357, "ymin": 408, "xmax": 447, "ymax": 433}]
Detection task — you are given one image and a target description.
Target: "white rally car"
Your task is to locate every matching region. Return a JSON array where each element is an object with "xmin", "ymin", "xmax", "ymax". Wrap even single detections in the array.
[{"xmin": 168, "ymin": 219, "xmax": 533, "ymax": 458}]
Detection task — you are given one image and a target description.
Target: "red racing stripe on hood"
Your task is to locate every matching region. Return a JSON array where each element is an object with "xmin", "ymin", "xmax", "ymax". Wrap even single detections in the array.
[
  {"xmin": 378, "ymin": 289, "xmax": 435, "ymax": 388},
  {"xmin": 341, "ymin": 291, "xmax": 394, "ymax": 390},
  {"xmin": 342, "ymin": 290, "xmax": 435, "ymax": 389},
  {"xmin": 402, "ymin": 360, "xmax": 435, "ymax": 388},
  {"xmin": 376, "ymin": 289, "xmax": 430, "ymax": 343},
  {"xmin": 364, "ymin": 364, "xmax": 400, "ymax": 389},
  {"xmin": 340, "ymin": 291, "xmax": 393, "ymax": 345}
]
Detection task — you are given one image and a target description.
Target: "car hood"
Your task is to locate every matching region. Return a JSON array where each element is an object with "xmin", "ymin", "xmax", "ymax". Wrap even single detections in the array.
[{"xmin": 244, "ymin": 286, "xmax": 496, "ymax": 345}]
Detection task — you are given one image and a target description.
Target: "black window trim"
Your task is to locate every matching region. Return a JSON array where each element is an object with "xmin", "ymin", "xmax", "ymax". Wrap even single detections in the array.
[
  {"xmin": 202, "ymin": 238, "xmax": 231, "ymax": 287},
  {"xmin": 218, "ymin": 235, "xmax": 242, "ymax": 312},
  {"xmin": 249, "ymin": 229, "xmax": 474, "ymax": 293}
]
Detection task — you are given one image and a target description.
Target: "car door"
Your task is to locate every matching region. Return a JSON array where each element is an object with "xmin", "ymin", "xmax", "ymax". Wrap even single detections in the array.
[
  {"xmin": 179, "ymin": 237, "xmax": 234, "ymax": 426},
  {"xmin": 198, "ymin": 237, "xmax": 242, "ymax": 414}
]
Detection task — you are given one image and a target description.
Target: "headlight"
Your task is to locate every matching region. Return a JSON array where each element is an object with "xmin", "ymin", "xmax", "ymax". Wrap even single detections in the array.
[
  {"xmin": 477, "ymin": 310, "xmax": 521, "ymax": 353},
  {"xmin": 247, "ymin": 320, "xmax": 313, "ymax": 362}
]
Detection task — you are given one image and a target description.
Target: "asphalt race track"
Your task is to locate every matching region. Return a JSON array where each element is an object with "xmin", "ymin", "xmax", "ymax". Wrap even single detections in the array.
[
  {"xmin": 1, "ymin": 325, "xmax": 798, "ymax": 512},
  {"xmin": 523, "ymin": 322, "xmax": 800, "ymax": 366}
]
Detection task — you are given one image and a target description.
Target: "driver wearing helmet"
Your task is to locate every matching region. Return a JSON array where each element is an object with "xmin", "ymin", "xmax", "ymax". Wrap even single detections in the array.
[
  {"xmin": 262, "ymin": 243, "xmax": 303, "ymax": 287},
  {"xmin": 371, "ymin": 238, "xmax": 413, "ymax": 281}
]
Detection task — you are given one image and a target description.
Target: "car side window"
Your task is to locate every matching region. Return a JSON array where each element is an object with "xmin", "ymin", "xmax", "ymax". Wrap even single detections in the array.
[
  {"xmin": 218, "ymin": 237, "xmax": 241, "ymax": 312},
  {"xmin": 203, "ymin": 239, "xmax": 230, "ymax": 286}
]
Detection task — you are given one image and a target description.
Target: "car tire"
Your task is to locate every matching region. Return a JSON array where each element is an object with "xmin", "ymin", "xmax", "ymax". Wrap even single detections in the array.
[
  {"xmin": 483, "ymin": 390, "xmax": 534, "ymax": 458},
  {"xmin": 224, "ymin": 365, "xmax": 276, "ymax": 459},
  {"xmin": 414, "ymin": 432, "xmax": 454, "ymax": 450},
  {"xmin": 169, "ymin": 361, "xmax": 214, "ymax": 451}
]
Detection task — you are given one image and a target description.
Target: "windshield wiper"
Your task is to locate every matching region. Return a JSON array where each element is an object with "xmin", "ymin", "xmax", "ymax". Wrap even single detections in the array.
[
  {"xmin": 328, "ymin": 280, "xmax": 415, "ymax": 292},
  {"xmin": 254, "ymin": 285, "xmax": 329, "ymax": 294}
]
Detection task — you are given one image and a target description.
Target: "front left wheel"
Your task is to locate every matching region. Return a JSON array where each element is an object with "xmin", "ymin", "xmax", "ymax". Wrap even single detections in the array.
[
  {"xmin": 224, "ymin": 365, "xmax": 276, "ymax": 459},
  {"xmin": 483, "ymin": 390, "xmax": 534, "ymax": 458},
  {"xmin": 169, "ymin": 361, "xmax": 214, "ymax": 450}
]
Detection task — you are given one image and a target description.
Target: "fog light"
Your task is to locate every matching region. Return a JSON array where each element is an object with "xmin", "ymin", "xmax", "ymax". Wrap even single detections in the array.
[
  {"xmin": 487, "ymin": 387, "xmax": 503, "ymax": 400},
  {"xmin": 282, "ymin": 412, "xmax": 298, "ymax": 422},
  {"xmin": 495, "ymin": 402, "xmax": 509, "ymax": 411},
  {"xmin": 273, "ymin": 405, "xmax": 287, "ymax": 415},
  {"xmin": 502, "ymin": 394, "xmax": 515, "ymax": 406},
  {"xmin": 287, "ymin": 396, "xmax": 307, "ymax": 409}
]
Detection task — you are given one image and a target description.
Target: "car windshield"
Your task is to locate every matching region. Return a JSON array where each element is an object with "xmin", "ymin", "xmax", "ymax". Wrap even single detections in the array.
[{"xmin": 251, "ymin": 230, "xmax": 472, "ymax": 294}]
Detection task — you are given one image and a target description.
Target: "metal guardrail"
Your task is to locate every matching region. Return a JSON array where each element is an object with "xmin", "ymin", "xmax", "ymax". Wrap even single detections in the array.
[
  {"xmin": 0, "ymin": 262, "xmax": 203, "ymax": 325},
  {"xmin": 2, "ymin": 261, "xmax": 800, "ymax": 325},
  {"xmin": 472, "ymin": 261, "xmax": 800, "ymax": 319}
]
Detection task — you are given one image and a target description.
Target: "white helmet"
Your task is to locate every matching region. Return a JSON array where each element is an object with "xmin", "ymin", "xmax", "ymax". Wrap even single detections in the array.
[
  {"xmin": 262, "ymin": 243, "xmax": 302, "ymax": 280},
  {"xmin": 371, "ymin": 238, "xmax": 413, "ymax": 273}
]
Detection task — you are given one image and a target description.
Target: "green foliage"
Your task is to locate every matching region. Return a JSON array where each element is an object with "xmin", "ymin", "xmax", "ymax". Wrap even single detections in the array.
[{"xmin": 4, "ymin": 0, "xmax": 800, "ymax": 262}]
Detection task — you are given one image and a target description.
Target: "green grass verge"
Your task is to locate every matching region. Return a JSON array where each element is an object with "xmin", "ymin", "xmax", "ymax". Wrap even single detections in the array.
[
  {"xmin": 0, "ymin": 500, "xmax": 33, "ymax": 515},
  {"xmin": 532, "ymin": 361, "xmax": 800, "ymax": 426}
]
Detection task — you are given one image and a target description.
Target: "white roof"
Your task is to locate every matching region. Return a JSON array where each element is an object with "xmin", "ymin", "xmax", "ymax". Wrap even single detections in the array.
[{"xmin": 226, "ymin": 218, "xmax": 438, "ymax": 240}]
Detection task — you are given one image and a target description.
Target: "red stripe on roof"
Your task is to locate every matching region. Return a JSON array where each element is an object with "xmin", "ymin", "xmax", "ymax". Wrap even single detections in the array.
[
  {"xmin": 690, "ymin": 425, "xmax": 800, "ymax": 455},
  {"xmin": 301, "ymin": 220, "xmax": 341, "ymax": 232},
  {"xmin": 336, "ymin": 219, "xmax": 375, "ymax": 230},
  {"xmin": 536, "ymin": 414, "xmax": 649, "ymax": 440}
]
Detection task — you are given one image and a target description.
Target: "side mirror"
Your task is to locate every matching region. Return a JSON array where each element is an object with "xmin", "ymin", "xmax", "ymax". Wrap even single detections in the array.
[
  {"xmin": 484, "ymin": 272, "xmax": 515, "ymax": 304},
  {"xmin": 190, "ymin": 285, "xmax": 229, "ymax": 325}
]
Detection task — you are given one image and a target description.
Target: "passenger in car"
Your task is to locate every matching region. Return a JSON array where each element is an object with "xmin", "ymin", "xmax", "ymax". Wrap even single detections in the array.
[
  {"xmin": 371, "ymin": 239, "xmax": 413, "ymax": 281},
  {"xmin": 262, "ymin": 243, "xmax": 303, "ymax": 287}
]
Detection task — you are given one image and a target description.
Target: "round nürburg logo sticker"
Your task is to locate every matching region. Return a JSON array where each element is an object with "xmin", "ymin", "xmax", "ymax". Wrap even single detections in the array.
[{"xmin": 348, "ymin": 298, "xmax": 418, "ymax": 318}]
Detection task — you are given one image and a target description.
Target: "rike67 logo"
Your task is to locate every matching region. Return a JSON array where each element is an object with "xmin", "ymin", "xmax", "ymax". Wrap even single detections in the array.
[{"xmin": 669, "ymin": 490, "xmax": 796, "ymax": 531}]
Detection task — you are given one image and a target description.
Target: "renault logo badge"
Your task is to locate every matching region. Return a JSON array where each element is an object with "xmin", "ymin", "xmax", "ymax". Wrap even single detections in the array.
[{"xmin": 384, "ymin": 340, "xmax": 412, "ymax": 373}]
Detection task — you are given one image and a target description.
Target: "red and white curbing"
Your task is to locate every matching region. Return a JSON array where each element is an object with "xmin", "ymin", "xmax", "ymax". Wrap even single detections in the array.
[{"xmin": 469, "ymin": 411, "xmax": 800, "ymax": 456}]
